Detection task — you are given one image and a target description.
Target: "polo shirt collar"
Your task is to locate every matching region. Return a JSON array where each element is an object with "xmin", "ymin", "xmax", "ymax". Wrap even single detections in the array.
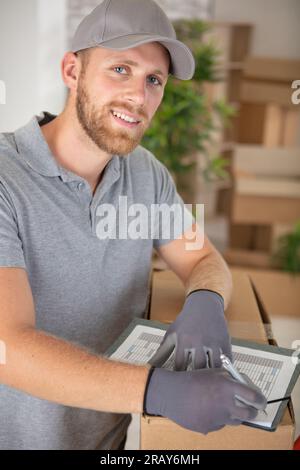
[
  {"xmin": 14, "ymin": 111, "xmax": 121, "ymax": 183},
  {"xmin": 14, "ymin": 112, "xmax": 62, "ymax": 177}
]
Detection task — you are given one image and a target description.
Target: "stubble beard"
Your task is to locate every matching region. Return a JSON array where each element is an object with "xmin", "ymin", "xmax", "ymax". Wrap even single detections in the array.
[{"xmin": 76, "ymin": 73, "xmax": 149, "ymax": 156}]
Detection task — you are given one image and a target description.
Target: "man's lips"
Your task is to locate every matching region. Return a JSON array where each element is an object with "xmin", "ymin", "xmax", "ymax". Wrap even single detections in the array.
[
  {"xmin": 110, "ymin": 111, "xmax": 141, "ymax": 128},
  {"xmin": 111, "ymin": 109, "xmax": 142, "ymax": 122}
]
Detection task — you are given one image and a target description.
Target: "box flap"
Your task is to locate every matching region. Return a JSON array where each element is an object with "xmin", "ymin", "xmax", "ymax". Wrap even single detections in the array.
[{"xmin": 150, "ymin": 269, "xmax": 268, "ymax": 343}]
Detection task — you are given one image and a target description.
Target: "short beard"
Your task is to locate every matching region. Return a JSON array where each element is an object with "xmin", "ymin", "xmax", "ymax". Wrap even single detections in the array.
[{"xmin": 76, "ymin": 72, "xmax": 148, "ymax": 156}]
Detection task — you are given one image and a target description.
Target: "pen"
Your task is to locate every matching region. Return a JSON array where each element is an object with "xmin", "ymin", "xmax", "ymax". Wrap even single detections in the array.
[
  {"xmin": 220, "ymin": 355, "xmax": 290, "ymax": 404},
  {"xmin": 220, "ymin": 353, "xmax": 248, "ymax": 385},
  {"xmin": 220, "ymin": 352, "xmax": 268, "ymax": 415}
]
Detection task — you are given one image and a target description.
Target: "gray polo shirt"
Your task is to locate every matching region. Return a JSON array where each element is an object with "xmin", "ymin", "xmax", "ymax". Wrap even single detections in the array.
[{"xmin": 0, "ymin": 111, "xmax": 193, "ymax": 450}]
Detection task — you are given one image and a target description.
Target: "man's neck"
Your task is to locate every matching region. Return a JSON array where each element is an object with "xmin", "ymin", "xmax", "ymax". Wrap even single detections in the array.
[{"xmin": 40, "ymin": 110, "xmax": 112, "ymax": 195}]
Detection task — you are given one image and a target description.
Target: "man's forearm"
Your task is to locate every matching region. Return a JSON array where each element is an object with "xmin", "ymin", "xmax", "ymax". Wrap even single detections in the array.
[
  {"xmin": 185, "ymin": 249, "xmax": 232, "ymax": 309},
  {"xmin": 0, "ymin": 327, "xmax": 150, "ymax": 413}
]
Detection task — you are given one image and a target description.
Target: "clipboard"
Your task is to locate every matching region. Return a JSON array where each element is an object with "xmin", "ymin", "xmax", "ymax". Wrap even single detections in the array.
[
  {"xmin": 230, "ymin": 337, "xmax": 300, "ymax": 431},
  {"xmin": 105, "ymin": 317, "xmax": 300, "ymax": 432}
]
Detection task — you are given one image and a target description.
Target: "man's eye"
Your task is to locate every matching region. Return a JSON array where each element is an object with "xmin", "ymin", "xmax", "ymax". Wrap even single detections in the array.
[
  {"xmin": 148, "ymin": 76, "xmax": 162, "ymax": 86},
  {"xmin": 113, "ymin": 67, "xmax": 162, "ymax": 86},
  {"xmin": 114, "ymin": 66, "xmax": 127, "ymax": 74}
]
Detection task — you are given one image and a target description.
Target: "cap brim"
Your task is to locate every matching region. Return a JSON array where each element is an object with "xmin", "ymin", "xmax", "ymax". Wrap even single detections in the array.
[{"xmin": 91, "ymin": 34, "xmax": 195, "ymax": 80}]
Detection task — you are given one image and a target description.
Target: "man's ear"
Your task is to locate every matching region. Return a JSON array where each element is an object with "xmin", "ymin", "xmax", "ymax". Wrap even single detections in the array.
[{"xmin": 61, "ymin": 51, "xmax": 81, "ymax": 93}]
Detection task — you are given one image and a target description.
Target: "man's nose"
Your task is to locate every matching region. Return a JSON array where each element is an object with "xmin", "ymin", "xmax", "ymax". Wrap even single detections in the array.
[{"xmin": 125, "ymin": 77, "xmax": 147, "ymax": 107}]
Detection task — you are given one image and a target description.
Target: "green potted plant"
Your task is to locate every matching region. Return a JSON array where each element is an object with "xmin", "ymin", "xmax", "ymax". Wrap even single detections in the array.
[
  {"xmin": 272, "ymin": 221, "xmax": 300, "ymax": 274},
  {"xmin": 142, "ymin": 19, "xmax": 235, "ymax": 208}
]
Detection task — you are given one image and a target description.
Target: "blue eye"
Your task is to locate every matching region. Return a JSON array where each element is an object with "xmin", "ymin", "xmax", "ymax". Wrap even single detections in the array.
[
  {"xmin": 148, "ymin": 76, "xmax": 162, "ymax": 86},
  {"xmin": 114, "ymin": 66, "xmax": 126, "ymax": 74},
  {"xmin": 113, "ymin": 66, "xmax": 162, "ymax": 86}
]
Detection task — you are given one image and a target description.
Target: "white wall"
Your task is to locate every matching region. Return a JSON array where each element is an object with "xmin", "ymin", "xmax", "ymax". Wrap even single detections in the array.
[
  {"xmin": 214, "ymin": 0, "xmax": 300, "ymax": 59},
  {"xmin": 0, "ymin": 0, "xmax": 67, "ymax": 133},
  {"xmin": 0, "ymin": 0, "xmax": 38, "ymax": 132},
  {"xmin": 37, "ymin": 0, "xmax": 67, "ymax": 117}
]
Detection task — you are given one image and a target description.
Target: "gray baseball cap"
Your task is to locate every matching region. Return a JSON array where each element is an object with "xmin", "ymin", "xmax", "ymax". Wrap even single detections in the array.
[{"xmin": 71, "ymin": 0, "xmax": 195, "ymax": 80}]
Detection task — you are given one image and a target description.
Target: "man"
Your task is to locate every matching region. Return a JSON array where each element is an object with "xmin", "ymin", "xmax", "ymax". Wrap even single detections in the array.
[{"xmin": 0, "ymin": 0, "xmax": 266, "ymax": 450}]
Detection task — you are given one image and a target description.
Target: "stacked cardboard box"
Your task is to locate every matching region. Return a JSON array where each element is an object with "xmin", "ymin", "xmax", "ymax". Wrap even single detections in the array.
[
  {"xmin": 237, "ymin": 57, "xmax": 300, "ymax": 147},
  {"xmin": 218, "ymin": 57, "xmax": 300, "ymax": 218},
  {"xmin": 225, "ymin": 145, "xmax": 300, "ymax": 268},
  {"xmin": 180, "ymin": 22, "xmax": 253, "ymax": 215},
  {"xmin": 141, "ymin": 269, "xmax": 295, "ymax": 450},
  {"xmin": 223, "ymin": 56, "xmax": 300, "ymax": 268}
]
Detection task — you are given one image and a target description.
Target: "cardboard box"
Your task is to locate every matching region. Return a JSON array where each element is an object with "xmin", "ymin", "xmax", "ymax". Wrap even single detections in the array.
[
  {"xmin": 282, "ymin": 109, "xmax": 300, "ymax": 147},
  {"xmin": 235, "ymin": 177, "xmax": 300, "ymax": 198},
  {"xmin": 227, "ymin": 146, "xmax": 300, "ymax": 264},
  {"xmin": 233, "ymin": 146, "xmax": 300, "ymax": 178},
  {"xmin": 229, "ymin": 223, "xmax": 293, "ymax": 252},
  {"xmin": 237, "ymin": 103, "xmax": 280, "ymax": 147},
  {"xmin": 237, "ymin": 103, "xmax": 300, "ymax": 147},
  {"xmin": 203, "ymin": 22, "xmax": 252, "ymax": 65},
  {"xmin": 230, "ymin": 145, "xmax": 300, "ymax": 225},
  {"xmin": 141, "ymin": 410, "xmax": 294, "ymax": 451},
  {"xmin": 226, "ymin": 223, "xmax": 295, "ymax": 269},
  {"xmin": 231, "ymin": 194, "xmax": 300, "ymax": 225},
  {"xmin": 149, "ymin": 269, "xmax": 267, "ymax": 342},
  {"xmin": 246, "ymin": 268, "xmax": 300, "ymax": 319},
  {"xmin": 243, "ymin": 57, "xmax": 300, "ymax": 83},
  {"xmin": 240, "ymin": 81, "xmax": 293, "ymax": 107},
  {"xmin": 237, "ymin": 57, "xmax": 300, "ymax": 145},
  {"xmin": 224, "ymin": 248, "xmax": 272, "ymax": 270},
  {"xmin": 229, "ymin": 224, "xmax": 258, "ymax": 250},
  {"xmin": 141, "ymin": 269, "xmax": 295, "ymax": 449}
]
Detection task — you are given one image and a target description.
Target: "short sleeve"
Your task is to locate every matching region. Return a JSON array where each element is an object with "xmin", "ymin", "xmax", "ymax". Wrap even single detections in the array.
[
  {"xmin": 0, "ymin": 182, "xmax": 26, "ymax": 268},
  {"xmin": 152, "ymin": 160, "xmax": 194, "ymax": 249}
]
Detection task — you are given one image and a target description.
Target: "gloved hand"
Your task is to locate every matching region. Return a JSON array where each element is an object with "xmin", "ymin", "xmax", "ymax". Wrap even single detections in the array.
[
  {"xmin": 144, "ymin": 367, "xmax": 267, "ymax": 434},
  {"xmin": 150, "ymin": 289, "xmax": 232, "ymax": 370}
]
